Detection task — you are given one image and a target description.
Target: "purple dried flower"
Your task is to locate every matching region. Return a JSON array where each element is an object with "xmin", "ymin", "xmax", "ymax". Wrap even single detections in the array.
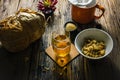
[{"xmin": 38, "ymin": 0, "xmax": 58, "ymax": 14}]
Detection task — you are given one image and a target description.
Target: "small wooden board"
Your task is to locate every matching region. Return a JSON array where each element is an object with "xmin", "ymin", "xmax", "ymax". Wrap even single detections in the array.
[{"xmin": 45, "ymin": 44, "xmax": 79, "ymax": 67}]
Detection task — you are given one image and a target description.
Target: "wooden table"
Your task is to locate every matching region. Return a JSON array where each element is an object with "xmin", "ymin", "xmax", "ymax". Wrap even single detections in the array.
[{"xmin": 0, "ymin": 0, "xmax": 120, "ymax": 80}]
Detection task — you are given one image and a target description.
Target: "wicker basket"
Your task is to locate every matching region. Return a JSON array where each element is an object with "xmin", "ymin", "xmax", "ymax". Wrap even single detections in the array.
[{"xmin": 0, "ymin": 8, "xmax": 46, "ymax": 52}]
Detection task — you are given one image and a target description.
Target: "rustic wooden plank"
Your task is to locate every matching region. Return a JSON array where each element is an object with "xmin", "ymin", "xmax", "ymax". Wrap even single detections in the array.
[
  {"xmin": 33, "ymin": 0, "xmax": 120, "ymax": 80},
  {"xmin": 99, "ymin": 0, "xmax": 120, "ymax": 72},
  {"xmin": 0, "ymin": 0, "xmax": 40, "ymax": 80},
  {"xmin": 31, "ymin": 0, "xmax": 85, "ymax": 80},
  {"xmin": 1, "ymin": 0, "xmax": 120, "ymax": 80},
  {"xmin": 0, "ymin": 46, "xmax": 33, "ymax": 80},
  {"xmin": 85, "ymin": 0, "xmax": 120, "ymax": 80}
]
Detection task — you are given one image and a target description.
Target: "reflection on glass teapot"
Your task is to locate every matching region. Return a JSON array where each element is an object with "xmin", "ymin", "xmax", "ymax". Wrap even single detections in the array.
[{"xmin": 69, "ymin": 0, "xmax": 93, "ymax": 7}]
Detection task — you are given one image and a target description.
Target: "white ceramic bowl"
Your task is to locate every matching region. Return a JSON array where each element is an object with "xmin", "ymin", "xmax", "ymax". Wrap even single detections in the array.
[{"xmin": 74, "ymin": 28, "xmax": 113, "ymax": 59}]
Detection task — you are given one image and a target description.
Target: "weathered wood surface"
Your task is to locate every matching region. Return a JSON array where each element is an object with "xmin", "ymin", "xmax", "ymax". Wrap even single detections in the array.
[
  {"xmin": 0, "ymin": 0, "xmax": 120, "ymax": 80},
  {"xmin": 0, "ymin": 0, "xmax": 40, "ymax": 80}
]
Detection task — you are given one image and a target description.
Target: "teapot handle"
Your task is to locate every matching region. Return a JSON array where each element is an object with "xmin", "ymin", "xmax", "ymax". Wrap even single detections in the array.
[{"xmin": 94, "ymin": 4, "xmax": 105, "ymax": 19}]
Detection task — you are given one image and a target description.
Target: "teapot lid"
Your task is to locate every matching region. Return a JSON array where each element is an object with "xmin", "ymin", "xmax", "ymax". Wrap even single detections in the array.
[{"xmin": 68, "ymin": 0, "xmax": 93, "ymax": 6}]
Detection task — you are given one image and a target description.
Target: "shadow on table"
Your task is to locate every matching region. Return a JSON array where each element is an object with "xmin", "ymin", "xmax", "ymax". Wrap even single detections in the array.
[
  {"xmin": 0, "ymin": 45, "xmax": 32, "ymax": 80},
  {"xmin": 84, "ymin": 57, "xmax": 120, "ymax": 80},
  {"xmin": 69, "ymin": 21, "xmax": 103, "ymax": 43},
  {"xmin": 0, "ymin": 47, "xmax": 16, "ymax": 80}
]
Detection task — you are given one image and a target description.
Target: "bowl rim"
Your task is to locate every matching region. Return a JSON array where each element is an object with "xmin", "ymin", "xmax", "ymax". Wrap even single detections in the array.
[{"xmin": 74, "ymin": 28, "xmax": 113, "ymax": 59}]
